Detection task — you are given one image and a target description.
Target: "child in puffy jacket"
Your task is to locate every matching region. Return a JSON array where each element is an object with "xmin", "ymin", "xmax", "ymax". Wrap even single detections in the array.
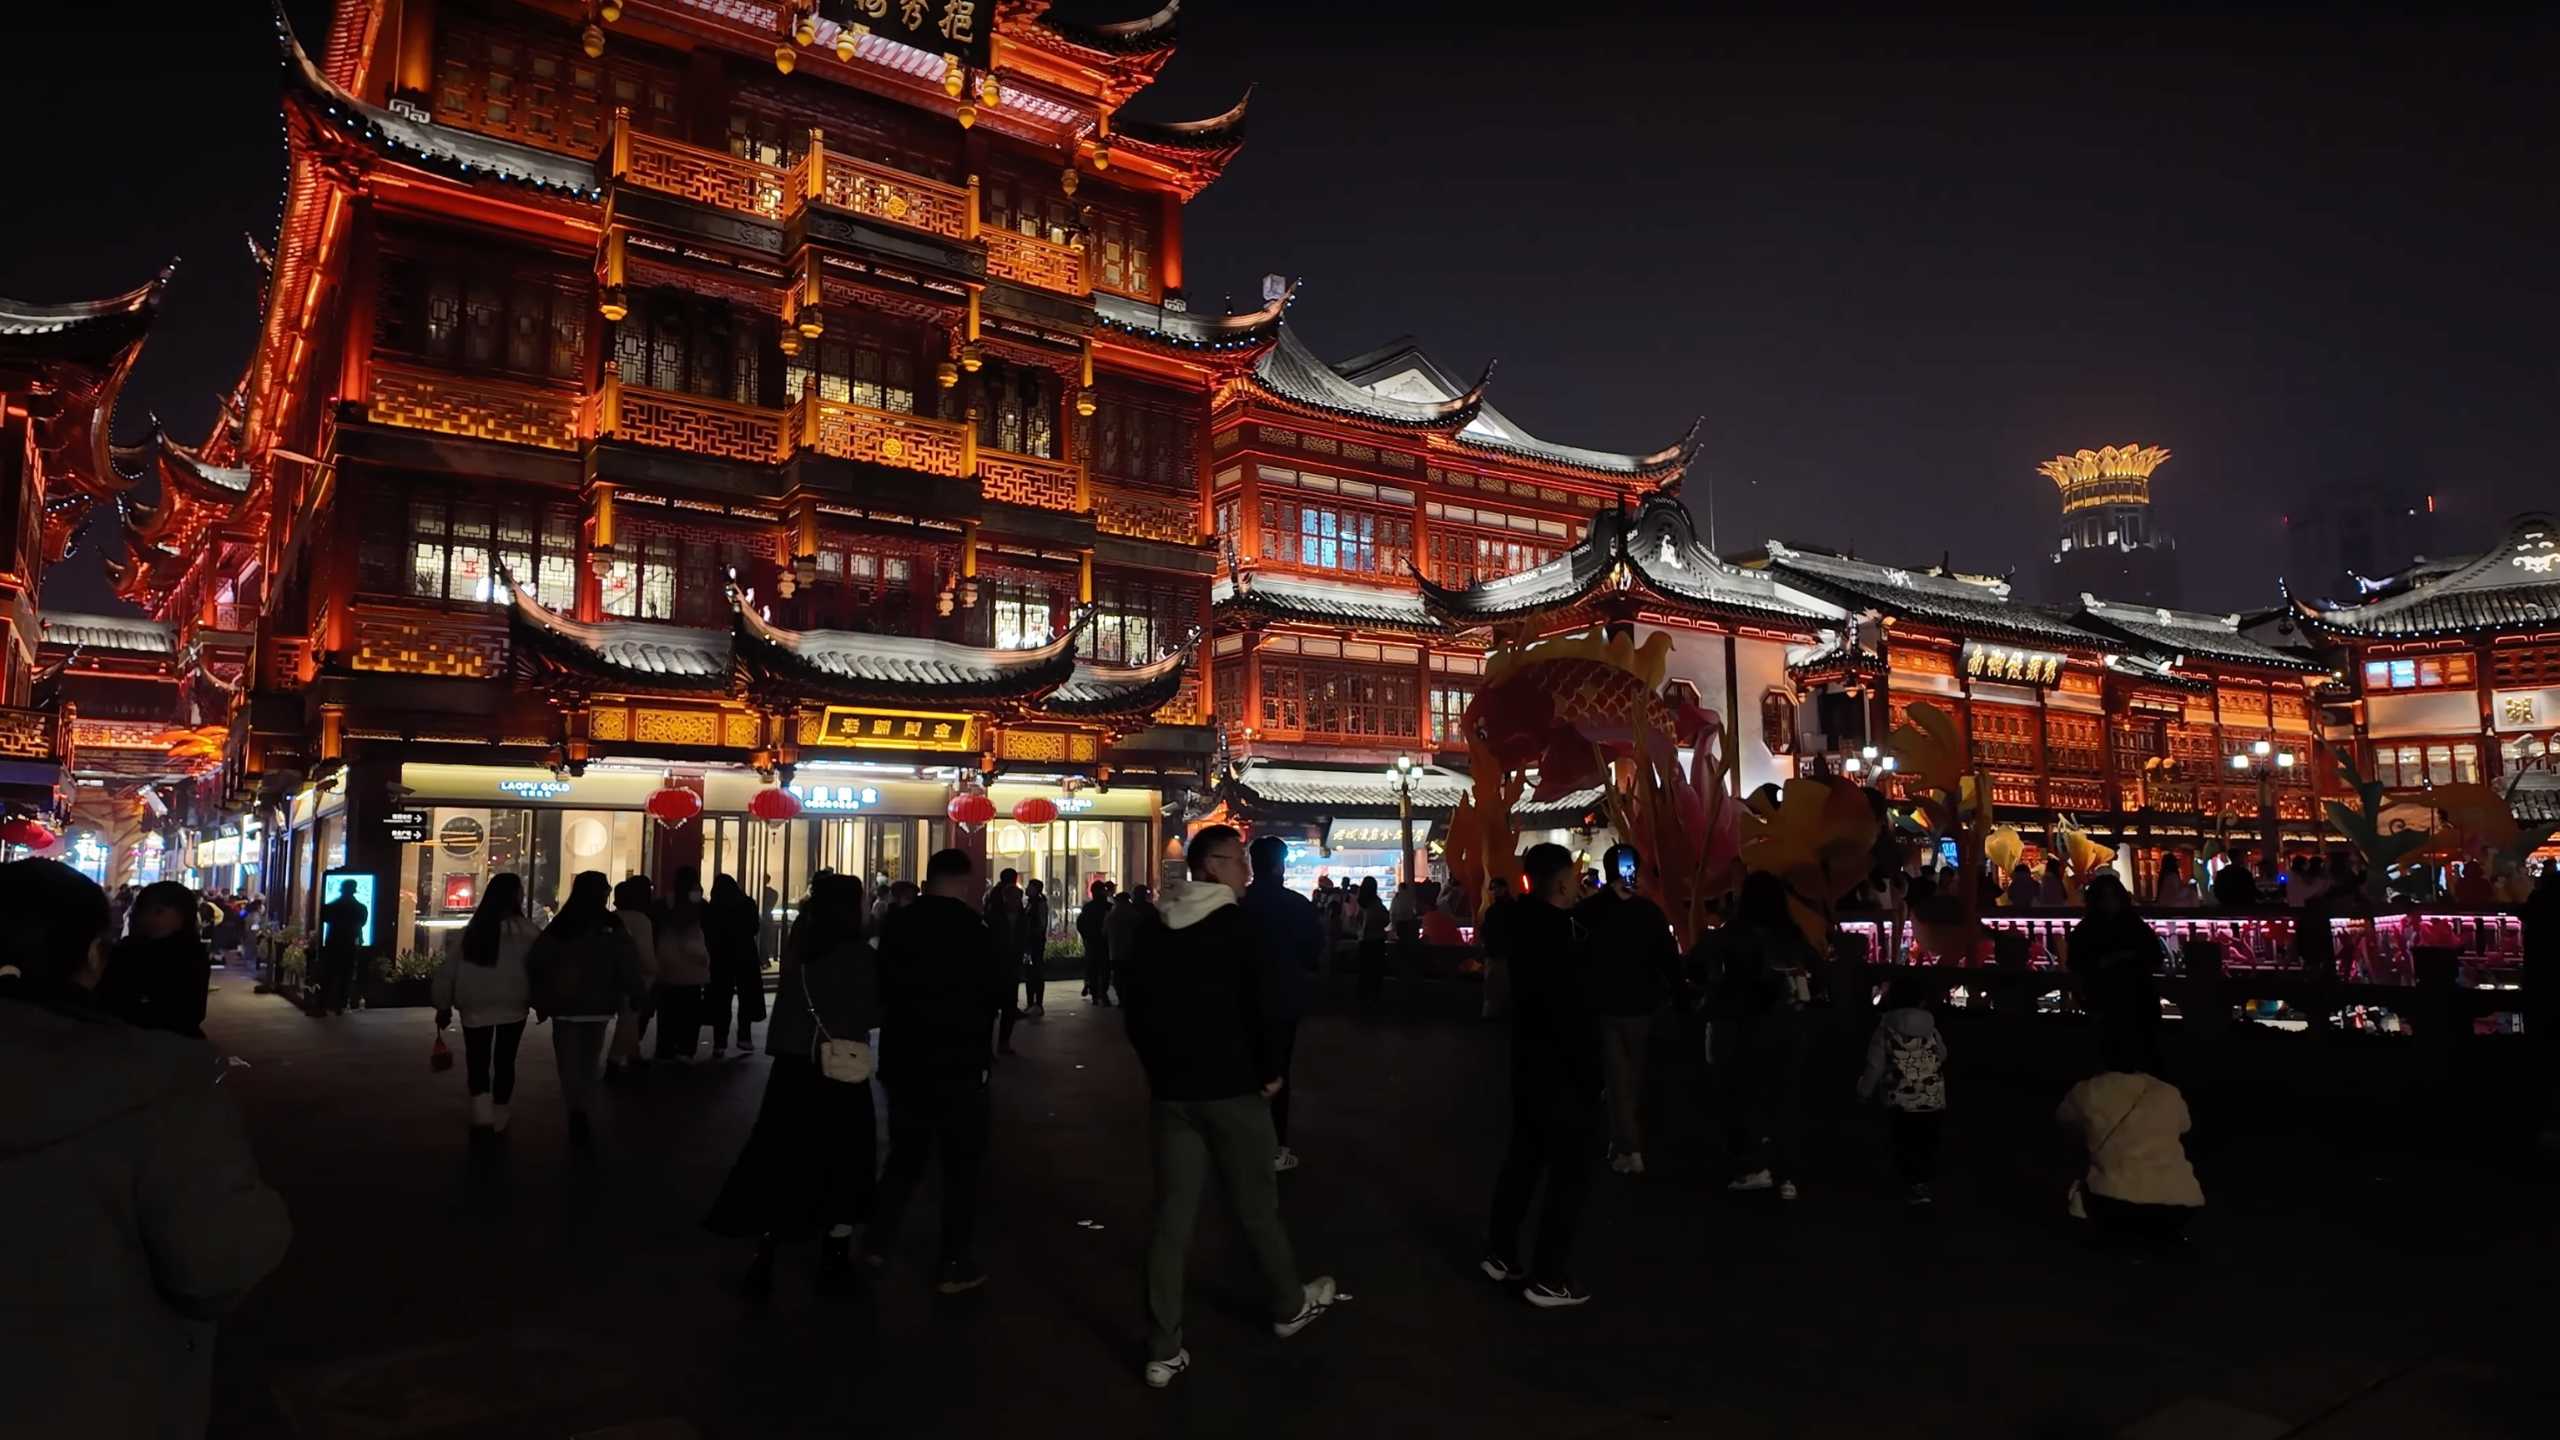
[{"xmin": 1857, "ymin": 975, "xmax": 1949, "ymax": 1207}]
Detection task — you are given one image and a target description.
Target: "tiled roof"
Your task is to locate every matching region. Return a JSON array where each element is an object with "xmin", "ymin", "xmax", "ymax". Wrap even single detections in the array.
[
  {"xmin": 509, "ymin": 587, "xmax": 731, "ymax": 690},
  {"xmin": 2303, "ymin": 515, "xmax": 2560, "ymax": 639},
  {"xmin": 279, "ymin": 8, "xmax": 603, "ymax": 202},
  {"xmin": 1253, "ymin": 324, "xmax": 1486, "ymax": 428},
  {"xmin": 1037, "ymin": 0, "xmax": 1181, "ymax": 53},
  {"xmin": 1417, "ymin": 492, "xmax": 1828, "ymax": 629},
  {"xmin": 1212, "ymin": 573, "xmax": 1441, "ymax": 633},
  {"xmin": 1115, "ymin": 87, "xmax": 1248, "ymax": 150},
  {"xmin": 1326, "ymin": 338, "xmax": 1696, "ymax": 479},
  {"xmin": 2075, "ymin": 597, "xmax": 2327, "ymax": 671},
  {"xmin": 1232, "ymin": 761, "xmax": 1605, "ymax": 824},
  {"xmin": 735, "ymin": 602, "xmax": 1082, "ymax": 702},
  {"xmin": 40, "ymin": 611, "xmax": 175, "ymax": 656},
  {"xmin": 1044, "ymin": 642, "xmax": 1197, "ymax": 718},
  {"xmin": 1095, "ymin": 286, "xmax": 1287, "ymax": 353},
  {"xmin": 0, "ymin": 268, "xmax": 167, "ymax": 368},
  {"xmin": 1763, "ymin": 543, "xmax": 2108, "ymax": 647}
]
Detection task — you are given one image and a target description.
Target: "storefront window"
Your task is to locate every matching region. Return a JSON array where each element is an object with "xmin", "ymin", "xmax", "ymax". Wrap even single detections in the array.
[
  {"xmin": 983, "ymin": 818, "xmax": 1134, "ymax": 942},
  {"xmin": 395, "ymin": 807, "xmax": 651, "ymax": 959}
]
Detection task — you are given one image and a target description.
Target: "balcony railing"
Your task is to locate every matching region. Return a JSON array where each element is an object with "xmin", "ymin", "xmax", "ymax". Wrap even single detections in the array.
[
  {"xmin": 785, "ymin": 391, "xmax": 969, "ymax": 476},
  {"xmin": 366, "ymin": 359, "xmax": 583, "ymax": 452},
  {"xmin": 790, "ymin": 137, "xmax": 974, "ymax": 242},
  {"xmin": 612, "ymin": 125, "xmax": 788, "ymax": 219},
  {"xmin": 977, "ymin": 449, "xmax": 1082, "ymax": 512},
  {"xmin": 0, "ymin": 704, "xmax": 56, "ymax": 762},
  {"xmin": 982, "ymin": 225, "xmax": 1089, "ymax": 296},
  {"xmin": 595, "ymin": 376, "xmax": 789, "ymax": 464},
  {"xmin": 1094, "ymin": 486, "xmax": 1202, "ymax": 544}
]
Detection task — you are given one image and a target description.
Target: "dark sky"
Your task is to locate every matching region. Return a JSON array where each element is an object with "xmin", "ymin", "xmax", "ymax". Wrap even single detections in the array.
[{"xmin": 9, "ymin": 2, "xmax": 2553, "ymax": 616}]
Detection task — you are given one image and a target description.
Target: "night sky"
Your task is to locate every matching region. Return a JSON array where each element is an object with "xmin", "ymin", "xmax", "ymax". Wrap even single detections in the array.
[{"xmin": 8, "ymin": 2, "xmax": 2553, "ymax": 617}]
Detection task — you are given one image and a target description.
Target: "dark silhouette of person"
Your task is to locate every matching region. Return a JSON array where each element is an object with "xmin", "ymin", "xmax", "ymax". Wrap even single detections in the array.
[{"xmin": 318, "ymin": 880, "xmax": 369, "ymax": 1016}]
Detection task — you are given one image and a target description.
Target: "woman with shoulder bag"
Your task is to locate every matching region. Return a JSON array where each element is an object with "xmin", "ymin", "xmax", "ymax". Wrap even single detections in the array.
[
  {"xmin": 430, "ymin": 873, "xmax": 538, "ymax": 1133},
  {"xmin": 704, "ymin": 872, "xmax": 881, "ymax": 1299}
]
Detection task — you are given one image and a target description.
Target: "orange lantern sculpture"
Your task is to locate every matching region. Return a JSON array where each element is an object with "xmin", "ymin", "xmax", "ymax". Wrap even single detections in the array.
[
  {"xmin": 748, "ymin": 787, "xmax": 802, "ymax": 824},
  {"xmin": 947, "ymin": 789, "xmax": 995, "ymax": 829},
  {"xmin": 645, "ymin": 784, "xmax": 703, "ymax": 828},
  {"xmin": 1012, "ymin": 796, "xmax": 1059, "ymax": 827}
]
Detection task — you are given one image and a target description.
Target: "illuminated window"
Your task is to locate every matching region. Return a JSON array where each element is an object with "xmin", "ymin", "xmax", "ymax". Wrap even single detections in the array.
[
  {"xmin": 1257, "ymin": 498, "xmax": 1412, "ymax": 578},
  {"xmin": 381, "ymin": 252, "xmax": 585, "ymax": 382},
  {"xmin": 1083, "ymin": 578, "xmax": 1192, "ymax": 665},
  {"xmin": 977, "ymin": 364, "xmax": 1061, "ymax": 459},
  {"xmin": 614, "ymin": 290, "xmax": 770, "ymax": 405},
  {"xmin": 2365, "ymin": 654, "xmax": 2475, "ymax": 690},
  {"xmin": 784, "ymin": 317, "xmax": 925, "ymax": 414},
  {"xmin": 433, "ymin": 11, "xmax": 678, "ymax": 155},
  {"xmin": 1430, "ymin": 683, "xmax": 1477, "ymax": 743},
  {"xmin": 989, "ymin": 578, "xmax": 1059, "ymax": 650},
  {"xmin": 1258, "ymin": 660, "xmax": 1419, "ymax": 740},
  {"xmin": 377, "ymin": 494, "xmax": 577, "ymax": 610}
]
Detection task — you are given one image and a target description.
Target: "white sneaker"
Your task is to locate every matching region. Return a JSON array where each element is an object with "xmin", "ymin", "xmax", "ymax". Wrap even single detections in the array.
[
  {"xmin": 1627, "ymin": 1151, "xmax": 1646, "ymax": 1175},
  {"xmin": 1609, "ymin": 1153, "xmax": 1635, "ymax": 1174},
  {"xmin": 470, "ymin": 1094, "xmax": 494, "ymax": 1129},
  {"xmin": 1727, "ymin": 1169, "xmax": 1773, "ymax": 1192},
  {"xmin": 1273, "ymin": 1147, "xmax": 1300, "ymax": 1173},
  {"xmin": 1779, "ymin": 1180, "xmax": 1799, "ymax": 1202},
  {"xmin": 1273, "ymin": 1276, "xmax": 1337, "ymax": 1337},
  {"xmin": 1144, "ymin": 1350, "xmax": 1190, "ymax": 1389},
  {"xmin": 490, "ymin": 1104, "xmax": 511, "ymax": 1135}
]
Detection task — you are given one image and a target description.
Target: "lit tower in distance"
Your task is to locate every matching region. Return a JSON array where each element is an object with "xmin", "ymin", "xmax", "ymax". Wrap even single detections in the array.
[{"xmin": 2041, "ymin": 444, "xmax": 2180, "ymax": 607}]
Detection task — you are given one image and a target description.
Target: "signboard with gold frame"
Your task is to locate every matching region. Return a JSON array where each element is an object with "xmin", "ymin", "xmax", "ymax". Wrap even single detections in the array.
[{"xmin": 811, "ymin": 707, "xmax": 980, "ymax": 752}]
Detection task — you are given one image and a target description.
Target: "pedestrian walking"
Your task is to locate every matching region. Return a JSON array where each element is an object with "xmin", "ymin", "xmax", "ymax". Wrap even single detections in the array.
[
  {"xmin": 430, "ymin": 873, "xmax": 537, "ymax": 1134},
  {"xmin": 606, "ymin": 876, "xmax": 658, "ymax": 1080},
  {"xmin": 1125, "ymin": 826, "xmax": 1337, "ymax": 1388},
  {"xmin": 1708, "ymin": 871, "xmax": 1817, "ymax": 1201},
  {"xmin": 1483, "ymin": 842, "xmax": 1603, "ymax": 1308},
  {"xmin": 1856, "ymin": 974, "xmax": 1949, "ymax": 1206},
  {"xmin": 1078, "ymin": 879, "xmax": 1115, "ymax": 1004},
  {"xmin": 865, "ymin": 849, "xmax": 1012, "ymax": 1293},
  {"xmin": 317, "ymin": 876, "xmax": 369, "ymax": 1014},
  {"xmin": 1578, "ymin": 844, "xmax": 1678, "ymax": 1176},
  {"xmin": 707, "ymin": 874, "xmax": 881, "ymax": 1300},
  {"xmin": 704, "ymin": 873, "xmax": 766, "ymax": 1059},
  {"xmin": 1022, "ymin": 877, "xmax": 1051, "ymax": 1017},
  {"xmin": 653, "ymin": 868, "xmax": 712, "ymax": 1063},
  {"xmin": 525, "ymin": 871, "xmax": 645, "ymax": 1149},
  {"xmin": 0, "ymin": 858, "xmax": 291, "ymax": 1438},
  {"xmin": 985, "ymin": 868, "xmax": 1027, "ymax": 1055},
  {"xmin": 2005, "ymin": 862, "xmax": 2042, "ymax": 909},
  {"xmin": 94, "ymin": 880, "xmax": 211, "ymax": 1038},
  {"xmin": 1354, "ymin": 877, "xmax": 1389, "ymax": 1004},
  {"xmin": 1105, "ymin": 886, "xmax": 1156, "ymax": 1009},
  {"xmin": 1479, "ymin": 882, "xmax": 1518, "ymax": 1020},
  {"xmin": 1242, "ymin": 834, "xmax": 1321, "ymax": 1173}
]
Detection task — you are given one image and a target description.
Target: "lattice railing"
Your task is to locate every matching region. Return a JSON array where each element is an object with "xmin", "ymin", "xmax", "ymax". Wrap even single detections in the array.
[
  {"xmin": 977, "ymin": 450, "xmax": 1081, "ymax": 512},
  {"xmin": 366, "ymin": 360, "xmax": 582, "ymax": 452},
  {"xmin": 1094, "ymin": 486, "xmax": 1202, "ymax": 544},
  {"xmin": 0, "ymin": 704, "xmax": 54, "ymax": 761},
  {"xmin": 793, "ymin": 143, "xmax": 973, "ymax": 240},
  {"xmin": 1151, "ymin": 669, "xmax": 1206, "ymax": 727},
  {"xmin": 616, "ymin": 126, "xmax": 787, "ymax": 219},
  {"xmin": 787, "ymin": 394, "xmax": 968, "ymax": 476},
  {"xmin": 982, "ymin": 226, "xmax": 1088, "ymax": 295},
  {"xmin": 612, "ymin": 385, "xmax": 787, "ymax": 463}
]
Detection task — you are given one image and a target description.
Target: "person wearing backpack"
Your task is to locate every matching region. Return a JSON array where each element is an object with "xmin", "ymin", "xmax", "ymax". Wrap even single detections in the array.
[{"xmin": 1856, "ymin": 974, "xmax": 1949, "ymax": 1207}]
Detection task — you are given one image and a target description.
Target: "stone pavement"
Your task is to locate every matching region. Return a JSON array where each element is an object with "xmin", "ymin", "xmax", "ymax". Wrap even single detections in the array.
[{"xmin": 197, "ymin": 978, "xmax": 2558, "ymax": 1439}]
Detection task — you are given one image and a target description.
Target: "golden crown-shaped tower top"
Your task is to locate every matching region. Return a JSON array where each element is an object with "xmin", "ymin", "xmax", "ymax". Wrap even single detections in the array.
[{"xmin": 2038, "ymin": 444, "xmax": 2170, "ymax": 513}]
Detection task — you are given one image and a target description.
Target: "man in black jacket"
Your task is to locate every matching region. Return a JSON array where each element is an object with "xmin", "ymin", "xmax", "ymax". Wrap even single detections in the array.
[
  {"xmin": 1123, "ymin": 825, "xmax": 1337, "ymax": 1389},
  {"xmin": 1579, "ymin": 844, "xmax": 1680, "ymax": 1176},
  {"xmin": 1241, "ymin": 834, "xmax": 1321, "ymax": 1173},
  {"xmin": 1483, "ymin": 842, "xmax": 1602, "ymax": 1308},
  {"xmin": 866, "ymin": 848, "xmax": 1014, "ymax": 1294}
]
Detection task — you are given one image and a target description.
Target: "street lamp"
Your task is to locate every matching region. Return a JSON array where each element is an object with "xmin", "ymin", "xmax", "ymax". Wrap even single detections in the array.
[
  {"xmin": 1384, "ymin": 753, "xmax": 1419, "ymax": 887},
  {"xmin": 2232, "ymin": 741, "xmax": 2295, "ymax": 882}
]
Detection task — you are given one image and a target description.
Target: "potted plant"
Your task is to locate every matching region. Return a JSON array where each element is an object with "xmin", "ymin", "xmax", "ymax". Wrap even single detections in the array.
[{"xmin": 362, "ymin": 947, "xmax": 442, "ymax": 1009}]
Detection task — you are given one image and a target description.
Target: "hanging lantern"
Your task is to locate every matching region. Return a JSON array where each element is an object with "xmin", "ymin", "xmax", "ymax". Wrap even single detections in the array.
[
  {"xmin": 1012, "ymin": 796, "xmax": 1059, "ymax": 828},
  {"xmin": 1060, "ymin": 168, "xmax": 1079, "ymax": 197},
  {"xmin": 935, "ymin": 359, "xmax": 959, "ymax": 389},
  {"xmin": 978, "ymin": 74, "xmax": 1001, "ymax": 107},
  {"xmin": 600, "ymin": 0, "xmax": 623, "ymax": 22},
  {"xmin": 942, "ymin": 55, "xmax": 965, "ymax": 98},
  {"xmin": 0, "ymin": 816, "xmax": 58, "ymax": 851},
  {"xmin": 777, "ymin": 328, "xmax": 802, "ymax": 358},
  {"xmin": 1089, "ymin": 142, "xmax": 1111, "ymax": 172},
  {"xmin": 776, "ymin": 571, "xmax": 798, "ymax": 599},
  {"xmin": 959, "ymin": 342, "xmax": 983, "ymax": 373},
  {"xmin": 835, "ymin": 24, "xmax": 866, "ymax": 61},
  {"xmin": 947, "ymin": 789, "xmax": 996, "ymax": 829},
  {"xmin": 774, "ymin": 45, "xmax": 796, "ymax": 74},
  {"xmin": 749, "ymin": 787, "xmax": 803, "ymax": 824},
  {"xmin": 1075, "ymin": 388, "xmax": 1097, "ymax": 418},
  {"xmin": 583, "ymin": 23, "xmax": 607, "ymax": 58},
  {"xmin": 645, "ymin": 784, "xmax": 703, "ymax": 829}
]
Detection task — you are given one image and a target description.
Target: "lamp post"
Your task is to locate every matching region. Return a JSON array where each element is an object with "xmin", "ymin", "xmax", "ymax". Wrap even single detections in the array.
[
  {"xmin": 1385, "ymin": 753, "xmax": 1418, "ymax": 887},
  {"xmin": 2231, "ymin": 739, "xmax": 2295, "ymax": 882},
  {"xmin": 1841, "ymin": 744, "xmax": 1897, "ymax": 785}
]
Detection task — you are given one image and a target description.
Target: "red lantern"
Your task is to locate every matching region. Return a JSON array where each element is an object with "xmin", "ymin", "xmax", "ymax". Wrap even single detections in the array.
[
  {"xmin": 645, "ymin": 784, "xmax": 703, "ymax": 828},
  {"xmin": 1011, "ymin": 796, "xmax": 1059, "ymax": 828},
  {"xmin": 748, "ymin": 787, "xmax": 802, "ymax": 824},
  {"xmin": 0, "ymin": 816, "xmax": 57, "ymax": 851},
  {"xmin": 947, "ymin": 789, "xmax": 996, "ymax": 829}
]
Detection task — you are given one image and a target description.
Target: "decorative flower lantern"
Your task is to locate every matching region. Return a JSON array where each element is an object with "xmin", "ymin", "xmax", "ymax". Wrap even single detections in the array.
[
  {"xmin": 0, "ymin": 816, "xmax": 57, "ymax": 851},
  {"xmin": 645, "ymin": 784, "xmax": 703, "ymax": 829},
  {"xmin": 1012, "ymin": 796, "xmax": 1059, "ymax": 828},
  {"xmin": 947, "ymin": 788, "xmax": 995, "ymax": 830},
  {"xmin": 748, "ymin": 787, "xmax": 803, "ymax": 825}
]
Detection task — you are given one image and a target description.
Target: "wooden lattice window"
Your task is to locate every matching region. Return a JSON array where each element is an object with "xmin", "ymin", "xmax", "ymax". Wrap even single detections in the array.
[
  {"xmin": 1257, "ymin": 497, "xmax": 1412, "ymax": 579},
  {"xmin": 1091, "ymin": 383, "xmax": 1196, "ymax": 493},
  {"xmin": 377, "ymin": 243, "xmax": 587, "ymax": 383},
  {"xmin": 431, "ymin": 11, "xmax": 679, "ymax": 156}
]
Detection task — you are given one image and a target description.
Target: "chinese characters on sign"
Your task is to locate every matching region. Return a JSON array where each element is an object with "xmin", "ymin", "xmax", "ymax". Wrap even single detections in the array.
[
  {"xmin": 384, "ymin": 809, "xmax": 430, "ymax": 844},
  {"xmin": 813, "ymin": 707, "xmax": 980, "ymax": 752},
  {"xmin": 1962, "ymin": 643, "xmax": 2064, "ymax": 687},
  {"xmin": 839, "ymin": 0, "xmax": 990, "ymax": 70}
]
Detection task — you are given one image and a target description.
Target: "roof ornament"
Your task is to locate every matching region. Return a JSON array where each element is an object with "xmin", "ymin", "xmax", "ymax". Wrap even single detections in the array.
[
  {"xmin": 1882, "ymin": 568, "xmax": 1913, "ymax": 588},
  {"xmin": 2155, "ymin": 607, "xmax": 2174, "ymax": 624}
]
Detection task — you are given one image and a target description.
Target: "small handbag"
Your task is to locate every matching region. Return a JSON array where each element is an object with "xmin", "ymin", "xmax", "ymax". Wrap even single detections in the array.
[
  {"xmin": 429, "ymin": 1032, "xmax": 454, "ymax": 1074},
  {"xmin": 802, "ymin": 958, "xmax": 873, "ymax": 1084}
]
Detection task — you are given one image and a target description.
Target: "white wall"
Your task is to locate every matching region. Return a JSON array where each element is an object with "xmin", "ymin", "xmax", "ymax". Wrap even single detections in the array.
[{"xmin": 1642, "ymin": 624, "xmax": 1800, "ymax": 794}]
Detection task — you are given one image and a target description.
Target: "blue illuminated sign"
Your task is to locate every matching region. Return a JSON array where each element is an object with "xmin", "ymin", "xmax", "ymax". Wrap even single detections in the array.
[{"xmin": 788, "ymin": 784, "xmax": 882, "ymax": 814}]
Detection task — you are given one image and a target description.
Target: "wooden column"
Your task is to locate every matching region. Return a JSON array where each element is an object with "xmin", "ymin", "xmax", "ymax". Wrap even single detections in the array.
[{"xmin": 1723, "ymin": 631, "xmax": 1744, "ymax": 797}]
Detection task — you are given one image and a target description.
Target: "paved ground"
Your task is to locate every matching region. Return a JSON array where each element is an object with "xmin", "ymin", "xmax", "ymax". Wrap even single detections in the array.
[{"xmin": 198, "ymin": 972, "xmax": 2560, "ymax": 1439}]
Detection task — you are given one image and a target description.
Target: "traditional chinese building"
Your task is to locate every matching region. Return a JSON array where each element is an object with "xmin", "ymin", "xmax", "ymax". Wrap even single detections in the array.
[
  {"xmin": 2289, "ymin": 511, "xmax": 2560, "ymax": 828},
  {"xmin": 1198, "ymin": 323, "xmax": 1709, "ymax": 885},
  {"xmin": 0, "ymin": 269, "xmax": 168, "ymax": 818},
  {"xmin": 108, "ymin": 0, "xmax": 1249, "ymax": 955},
  {"xmin": 2041, "ymin": 443, "xmax": 2180, "ymax": 608}
]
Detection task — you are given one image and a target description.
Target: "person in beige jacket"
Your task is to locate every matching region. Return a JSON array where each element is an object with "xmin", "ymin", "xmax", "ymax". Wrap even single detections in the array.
[{"xmin": 2057, "ymin": 1062, "xmax": 2204, "ymax": 1243}]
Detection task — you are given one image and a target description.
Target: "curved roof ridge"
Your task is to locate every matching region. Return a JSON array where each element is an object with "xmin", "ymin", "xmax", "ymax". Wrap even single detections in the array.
[
  {"xmin": 1252, "ymin": 322, "xmax": 1486, "ymax": 430},
  {"xmin": 1039, "ymin": 0, "xmax": 1182, "ymax": 53},
  {"xmin": 1116, "ymin": 84, "xmax": 1249, "ymax": 149}
]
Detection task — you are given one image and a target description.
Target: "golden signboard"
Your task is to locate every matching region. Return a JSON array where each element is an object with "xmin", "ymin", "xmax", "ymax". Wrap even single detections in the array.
[{"xmin": 812, "ymin": 707, "xmax": 979, "ymax": 752}]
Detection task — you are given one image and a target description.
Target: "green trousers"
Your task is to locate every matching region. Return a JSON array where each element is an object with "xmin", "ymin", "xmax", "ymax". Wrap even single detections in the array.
[{"xmin": 1146, "ymin": 1094, "xmax": 1301, "ymax": 1361}]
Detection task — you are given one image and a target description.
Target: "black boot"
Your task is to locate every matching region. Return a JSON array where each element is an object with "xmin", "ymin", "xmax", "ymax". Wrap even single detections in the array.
[
  {"xmin": 815, "ymin": 1233, "xmax": 858, "ymax": 1297},
  {"xmin": 742, "ymin": 1238, "xmax": 777, "ymax": 1301}
]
